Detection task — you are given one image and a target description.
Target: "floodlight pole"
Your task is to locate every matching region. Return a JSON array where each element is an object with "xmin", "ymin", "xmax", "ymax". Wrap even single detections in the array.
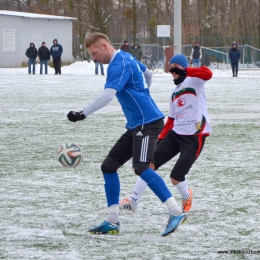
[{"xmin": 174, "ymin": 0, "xmax": 182, "ymax": 55}]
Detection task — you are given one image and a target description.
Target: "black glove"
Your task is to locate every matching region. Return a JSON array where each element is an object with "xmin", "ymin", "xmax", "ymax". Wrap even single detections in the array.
[
  {"xmin": 169, "ymin": 67, "xmax": 186, "ymax": 77},
  {"xmin": 67, "ymin": 111, "xmax": 86, "ymax": 122}
]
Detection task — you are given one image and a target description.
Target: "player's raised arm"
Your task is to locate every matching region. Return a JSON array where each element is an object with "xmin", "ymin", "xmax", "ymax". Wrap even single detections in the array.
[{"xmin": 185, "ymin": 66, "xmax": 213, "ymax": 80}]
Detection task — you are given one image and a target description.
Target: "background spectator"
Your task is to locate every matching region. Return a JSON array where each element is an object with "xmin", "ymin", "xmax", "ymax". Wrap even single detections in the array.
[
  {"xmin": 25, "ymin": 43, "xmax": 37, "ymax": 74},
  {"xmin": 50, "ymin": 39, "xmax": 63, "ymax": 75},
  {"xmin": 94, "ymin": 60, "xmax": 104, "ymax": 75},
  {"xmin": 120, "ymin": 40, "xmax": 131, "ymax": 53},
  {"xmin": 130, "ymin": 43, "xmax": 143, "ymax": 61},
  {"xmin": 38, "ymin": 42, "xmax": 50, "ymax": 74},
  {"xmin": 190, "ymin": 42, "xmax": 202, "ymax": 67},
  {"xmin": 84, "ymin": 51, "xmax": 91, "ymax": 62},
  {"xmin": 229, "ymin": 42, "xmax": 241, "ymax": 77}
]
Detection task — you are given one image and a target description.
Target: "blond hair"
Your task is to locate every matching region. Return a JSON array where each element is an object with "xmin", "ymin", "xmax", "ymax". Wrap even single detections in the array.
[{"xmin": 84, "ymin": 32, "xmax": 111, "ymax": 48}]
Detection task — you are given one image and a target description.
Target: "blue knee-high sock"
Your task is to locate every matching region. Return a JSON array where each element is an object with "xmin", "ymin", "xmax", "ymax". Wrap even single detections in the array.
[
  {"xmin": 103, "ymin": 173, "xmax": 120, "ymax": 207},
  {"xmin": 140, "ymin": 168, "xmax": 172, "ymax": 203}
]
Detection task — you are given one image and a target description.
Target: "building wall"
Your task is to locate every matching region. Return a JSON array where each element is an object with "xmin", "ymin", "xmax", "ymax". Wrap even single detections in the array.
[{"xmin": 0, "ymin": 15, "xmax": 74, "ymax": 68}]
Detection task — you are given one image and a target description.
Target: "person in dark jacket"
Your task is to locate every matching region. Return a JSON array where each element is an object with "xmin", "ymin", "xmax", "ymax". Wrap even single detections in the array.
[
  {"xmin": 229, "ymin": 42, "xmax": 241, "ymax": 77},
  {"xmin": 130, "ymin": 43, "xmax": 143, "ymax": 61},
  {"xmin": 120, "ymin": 40, "xmax": 131, "ymax": 53},
  {"xmin": 38, "ymin": 42, "xmax": 50, "ymax": 74},
  {"xmin": 190, "ymin": 42, "xmax": 202, "ymax": 67},
  {"xmin": 25, "ymin": 43, "xmax": 37, "ymax": 74},
  {"xmin": 50, "ymin": 39, "xmax": 63, "ymax": 75}
]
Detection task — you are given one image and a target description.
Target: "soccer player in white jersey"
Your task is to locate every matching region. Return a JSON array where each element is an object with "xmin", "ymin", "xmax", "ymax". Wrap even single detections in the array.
[
  {"xmin": 67, "ymin": 33, "xmax": 187, "ymax": 236},
  {"xmin": 120, "ymin": 54, "xmax": 213, "ymax": 213}
]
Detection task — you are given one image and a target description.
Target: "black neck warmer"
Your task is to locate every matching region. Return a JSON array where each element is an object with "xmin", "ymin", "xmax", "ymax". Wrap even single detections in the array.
[{"xmin": 173, "ymin": 76, "xmax": 186, "ymax": 85}]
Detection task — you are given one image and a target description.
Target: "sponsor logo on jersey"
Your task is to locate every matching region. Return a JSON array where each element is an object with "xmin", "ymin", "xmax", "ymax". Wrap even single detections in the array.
[
  {"xmin": 136, "ymin": 131, "xmax": 143, "ymax": 136},
  {"xmin": 195, "ymin": 121, "xmax": 202, "ymax": 130},
  {"xmin": 177, "ymin": 98, "xmax": 186, "ymax": 107}
]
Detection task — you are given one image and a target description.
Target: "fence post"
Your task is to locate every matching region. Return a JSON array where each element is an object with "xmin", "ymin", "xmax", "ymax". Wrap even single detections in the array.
[
  {"xmin": 243, "ymin": 45, "xmax": 245, "ymax": 68},
  {"xmin": 227, "ymin": 54, "xmax": 229, "ymax": 69}
]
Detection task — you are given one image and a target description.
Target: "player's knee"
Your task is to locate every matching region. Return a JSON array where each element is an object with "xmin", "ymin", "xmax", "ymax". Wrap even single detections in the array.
[
  {"xmin": 170, "ymin": 172, "xmax": 185, "ymax": 182},
  {"xmin": 101, "ymin": 156, "xmax": 121, "ymax": 173},
  {"xmin": 133, "ymin": 162, "xmax": 150, "ymax": 176},
  {"xmin": 149, "ymin": 162, "xmax": 155, "ymax": 170},
  {"xmin": 150, "ymin": 161, "xmax": 160, "ymax": 171}
]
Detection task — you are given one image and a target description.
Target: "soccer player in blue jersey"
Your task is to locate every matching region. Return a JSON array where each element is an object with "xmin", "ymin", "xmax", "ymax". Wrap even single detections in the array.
[{"xmin": 67, "ymin": 32, "xmax": 187, "ymax": 236}]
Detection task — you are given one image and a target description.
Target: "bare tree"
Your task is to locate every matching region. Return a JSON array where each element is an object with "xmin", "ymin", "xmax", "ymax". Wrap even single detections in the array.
[{"xmin": 1, "ymin": 0, "xmax": 260, "ymax": 47}]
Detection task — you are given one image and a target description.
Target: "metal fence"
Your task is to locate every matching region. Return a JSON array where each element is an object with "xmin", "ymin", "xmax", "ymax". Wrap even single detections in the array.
[
  {"xmin": 112, "ymin": 43, "xmax": 165, "ymax": 72},
  {"xmin": 73, "ymin": 37, "xmax": 260, "ymax": 72},
  {"xmin": 205, "ymin": 44, "xmax": 260, "ymax": 68},
  {"xmin": 74, "ymin": 41, "xmax": 166, "ymax": 72},
  {"xmin": 182, "ymin": 44, "xmax": 260, "ymax": 70}
]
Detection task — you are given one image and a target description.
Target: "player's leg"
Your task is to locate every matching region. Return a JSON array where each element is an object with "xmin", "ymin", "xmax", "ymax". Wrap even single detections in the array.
[
  {"xmin": 153, "ymin": 131, "xmax": 180, "ymax": 170},
  {"xmin": 170, "ymin": 134, "xmax": 207, "ymax": 212},
  {"xmin": 132, "ymin": 119, "xmax": 186, "ymax": 236},
  {"xmin": 120, "ymin": 122, "xmax": 162, "ymax": 212},
  {"xmin": 119, "ymin": 176, "xmax": 147, "ymax": 211},
  {"xmin": 120, "ymin": 130, "xmax": 180, "ymax": 211},
  {"xmin": 89, "ymin": 130, "xmax": 133, "ymax": 234}
]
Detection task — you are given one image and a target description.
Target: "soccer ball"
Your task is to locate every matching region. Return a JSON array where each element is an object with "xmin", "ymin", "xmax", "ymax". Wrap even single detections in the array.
[{"xmin": 57, "ymin": 143, "xmax": 83, "ymax": 168}]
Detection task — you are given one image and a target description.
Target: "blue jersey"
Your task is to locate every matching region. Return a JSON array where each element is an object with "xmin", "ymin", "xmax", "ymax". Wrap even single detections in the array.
[{"xmin": 105, "ymin": 50, "xmax": 164, "ymax": 130}]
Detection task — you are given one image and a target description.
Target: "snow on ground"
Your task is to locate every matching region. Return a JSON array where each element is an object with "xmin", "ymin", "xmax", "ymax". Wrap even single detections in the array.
[
  {"xmin": 0, "ymin": 61, "xmax": 260, "ymax": 260},
  {"xmin": 0, "ymin": 60, "xmax": 260, "ymax": 78}
]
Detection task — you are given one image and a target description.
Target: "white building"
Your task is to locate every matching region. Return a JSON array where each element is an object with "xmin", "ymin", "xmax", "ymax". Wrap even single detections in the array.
[{"xmin": 0, "ymin": 10, "xmax": 77, "ymax": 68}]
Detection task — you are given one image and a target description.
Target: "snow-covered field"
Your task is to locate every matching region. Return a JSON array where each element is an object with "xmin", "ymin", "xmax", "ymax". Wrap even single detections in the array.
[{"xmin": 1, "ymin": 62, "xmax": 260, "ymax": 260}]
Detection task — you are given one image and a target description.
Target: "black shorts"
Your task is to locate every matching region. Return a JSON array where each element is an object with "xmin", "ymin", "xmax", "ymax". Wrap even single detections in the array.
[
  {"xmin": 154, "ymin": 131, "xmax": 206, "ymax": 181},
  {"xmin": 105, "ymin": 119, "xmax": 164, "ymax": 170}
]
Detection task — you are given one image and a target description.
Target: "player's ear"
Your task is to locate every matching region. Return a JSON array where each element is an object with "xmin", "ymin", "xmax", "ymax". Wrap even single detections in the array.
[{"xmin": 102, "ymin": 42, "xmax": 109, "ymax": 49}]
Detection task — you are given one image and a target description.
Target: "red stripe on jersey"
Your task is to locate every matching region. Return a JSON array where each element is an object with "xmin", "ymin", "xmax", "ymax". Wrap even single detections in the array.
[{"xmin": 196, "ymin": 135, "xmax": 203, "ymax": 158}]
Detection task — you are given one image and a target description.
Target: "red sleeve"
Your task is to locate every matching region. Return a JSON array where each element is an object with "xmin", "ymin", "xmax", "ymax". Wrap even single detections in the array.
[
  {"xmin": 186, "ymin": 66, "xmax": 213, "ymax": 80},
  {"xmin": 158, "ymin": 117, "xmax": 174, "ymax": 140}
]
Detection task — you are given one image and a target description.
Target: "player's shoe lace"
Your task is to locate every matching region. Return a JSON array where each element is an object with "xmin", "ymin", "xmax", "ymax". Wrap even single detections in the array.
[
  {"xmin": 161, "ymin": 213, "xmax": 187, "ymax": 237},
  {"xmin": 119, "ymin": 197, "xmax": 138, "ymax": 212},
  {"xmin": 89, "ymin": 221, "xmax": 120, "ymax": 235},
  {"xmin": 182, "ymin": 189, "xmax": 193, "ymax": 213}
]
